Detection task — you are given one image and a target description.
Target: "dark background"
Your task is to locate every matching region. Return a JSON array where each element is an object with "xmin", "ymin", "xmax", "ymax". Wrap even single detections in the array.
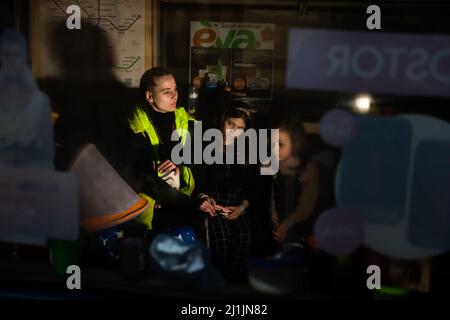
[
  {"xmin": 1, "ymin": 0, "xmax": 450, "ymax": 299},
  {"xmin": 1, "ymin": 0, "xmax": 450, "ymax": 122},
  {"xmin": 159, "ymin": 0, "xmax": 450, "ymax": 121}
]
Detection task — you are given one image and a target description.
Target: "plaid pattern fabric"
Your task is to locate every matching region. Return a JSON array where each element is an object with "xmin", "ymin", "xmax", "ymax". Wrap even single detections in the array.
[
  {"xmin": 208, "ymin": 191, "xmax": 251, "ymax": 280},
  {"xmin": 209, "ymin": 191, "xmax": 240, "ymax": 207}
]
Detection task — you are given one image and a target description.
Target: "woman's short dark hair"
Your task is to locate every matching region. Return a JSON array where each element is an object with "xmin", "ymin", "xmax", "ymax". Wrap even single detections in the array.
[
  {"xmin": 217, "ymin": 101, "xmax": 253, "ymax": 131},
  {"xmin": 139, "ymin": 67, "xmax": 172, "ymax": 102}
]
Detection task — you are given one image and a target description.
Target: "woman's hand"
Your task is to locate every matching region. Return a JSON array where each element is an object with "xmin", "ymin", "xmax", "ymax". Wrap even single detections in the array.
[
  {"xmin": 215, "ymin": 205, "xmax": 232, "ymax": 216},
  {"xmin": 158, "ymin": 160, "xmax": 179, "ymax": 175},
  {"xmin": 206, "ymin": 196, "xmax": 216, "ymax": 207},
  {"xmin": 206, "ymin": 198, "xmax": 232, "ymax": 216},
  {"xmin": 199, "ymin": 199, "xmax": 216, "ymax": 216},
  {"xmin": 225, "ymin": 205, "xmax": 246, "ymax": 220},
  {"xmin": 198, "ymin": 194, "xmax": 218, "ymax": 216}
]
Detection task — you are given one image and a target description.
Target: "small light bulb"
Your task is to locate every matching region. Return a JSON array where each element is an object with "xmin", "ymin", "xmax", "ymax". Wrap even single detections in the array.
[{"xmin": 354, "ymin": 94, "xmax": 371, "ymax": 113}]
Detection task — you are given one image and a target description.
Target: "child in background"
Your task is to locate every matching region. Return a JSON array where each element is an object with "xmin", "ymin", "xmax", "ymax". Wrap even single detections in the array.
[{"xmin": 271, "ymin": 118, "xmax": 319, "ymax": 245}]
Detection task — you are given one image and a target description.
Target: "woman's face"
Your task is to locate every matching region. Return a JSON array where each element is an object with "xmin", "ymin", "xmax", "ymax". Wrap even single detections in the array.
[
  {"xmin": 278, "ymin": 129, "xmax": 293, "ymax": 162},
  {"xmin": 223, "ymin": 116, "xmax": 246, "ymax": 145},
  {"xmin": 146, "ymin": 75, "xmax": 178, "ymax": 113},
  {"xmin": 0, "ymin": 41, "xmax": 26, "ymax": 78}
]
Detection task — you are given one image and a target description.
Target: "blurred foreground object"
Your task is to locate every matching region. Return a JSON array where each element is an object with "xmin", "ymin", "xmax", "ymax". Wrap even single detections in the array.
[
  {"xmin": 247, "ymin": 243, "xmax": 307, "ymax": 295},
  {"xmin": 149, "ymin": 234, "xmax": 225, "ymax": 290},
  {"xmin": 322, "ymin": 111, "xmax": 450, "ymax": 259},
  {"xmin": 69, "ymin": 144, "xmax": 148, "ymax": 233}
]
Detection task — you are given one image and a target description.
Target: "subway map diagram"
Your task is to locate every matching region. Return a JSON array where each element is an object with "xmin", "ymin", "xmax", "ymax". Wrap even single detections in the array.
[{"xmin": 38, "ymin": 0, "xmax": 146, "ymax": 87}]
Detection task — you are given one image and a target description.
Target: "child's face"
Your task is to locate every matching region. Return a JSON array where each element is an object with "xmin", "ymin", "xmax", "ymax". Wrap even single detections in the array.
[
  {"xmin": 223, "ymin": 117, "xmax": 246, "ymax": 145},
  {"xmin": 278, "ymin": 129, "xmax": 293, "ymax": 162}
]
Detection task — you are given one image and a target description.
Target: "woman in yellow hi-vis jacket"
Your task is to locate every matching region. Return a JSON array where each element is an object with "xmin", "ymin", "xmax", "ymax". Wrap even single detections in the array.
[{"xmin": 129, "ymin": 67, "xmax": 215, "ymax": 240}]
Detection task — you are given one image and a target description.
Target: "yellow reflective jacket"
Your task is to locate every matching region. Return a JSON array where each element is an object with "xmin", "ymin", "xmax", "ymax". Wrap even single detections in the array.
[{"xmin": 129, "ymin": 106, "xmax": 195, "ymax": 230}]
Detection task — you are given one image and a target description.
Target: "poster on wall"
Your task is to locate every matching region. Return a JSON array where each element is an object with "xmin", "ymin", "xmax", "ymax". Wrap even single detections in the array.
[
  {"xmin": 190, "ymin": 21, "xmax": 275, "ymax": 100},
  {"xmin": 32, "ymin": 0, "xmax": 148, "ymax": 88}
]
